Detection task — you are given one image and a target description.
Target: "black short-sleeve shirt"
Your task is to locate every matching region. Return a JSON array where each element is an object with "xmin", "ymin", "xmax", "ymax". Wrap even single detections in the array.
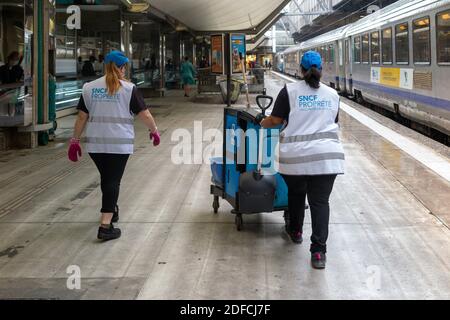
[
  {"xmin": 270, "ymin": 86, "xmax": 290, "ymax": 120},
  {"xmin": 77, "ymin": 86, "xmax": 148, "ymax": 115},
  {"xmin": 270, "ymin": 85, "xmax": 339, "ymax": 124}
]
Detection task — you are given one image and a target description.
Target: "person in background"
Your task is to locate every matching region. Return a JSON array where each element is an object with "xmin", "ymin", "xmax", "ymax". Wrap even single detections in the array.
[
  {"xmin": 199, "ymin": 56, "xmax": 209, "ymax": 68},
  {"xmin": 95, "ymin": 54, "xmax": 105, "ymax": 74},
  {"xmin": 180, "ymin": 56, "xmax": 196, "ymax": 98},
  {"xmin": 165, "ymin": 58, "xmax": 174, "ymax": 72},
  {"xmin": 0, "ymin": 51, "xmax": 24, "ymax": 84},
  {"xmin": 77, "ymin": 56, "xmax": 83, "ymax": 75},
  {"xmin": 260, "ymin": 51, "xmax": 345, "ymax": 269},
  {"xmin": 82, "ymin": 56, "xmax": 96, "ymax": 77},
  {"xmin": 68, "ymin": 50, "xmax": 161, "ymax": 241}
]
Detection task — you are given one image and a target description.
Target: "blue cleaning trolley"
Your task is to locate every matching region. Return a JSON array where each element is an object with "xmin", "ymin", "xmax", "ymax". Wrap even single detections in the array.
[{"xmin": 210, "ymin": 95, "xmax": 290, "ymax": 231}]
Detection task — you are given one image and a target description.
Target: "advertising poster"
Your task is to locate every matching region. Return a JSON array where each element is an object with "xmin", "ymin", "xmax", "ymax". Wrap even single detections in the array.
[
  {"xmin": 211, "ymin": 34, "xmax": 224, "ymax": 74},
  {"xmin": 371, "ymin": 67, "xmax": 414, "ymax": 90},
  {"xmin": 380, "ymin": 68, "xmax": 400, "ymax": 87},
  {"xmin": 231, "ymin": 34, "xmax": 246, "ymax": 74}
]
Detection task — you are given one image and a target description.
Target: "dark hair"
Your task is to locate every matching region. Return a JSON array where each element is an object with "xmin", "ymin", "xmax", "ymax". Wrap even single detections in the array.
[
  {"xmin": 7, "ymin": 51, "xmax": 19, "ymax": 62},
  {"xmin": 301, "ymin": 66, "xmax": 322, "ymax": 89},
  {"xmin": 184, "ymin": 56, "xmax": 189, "ymax": 62}
]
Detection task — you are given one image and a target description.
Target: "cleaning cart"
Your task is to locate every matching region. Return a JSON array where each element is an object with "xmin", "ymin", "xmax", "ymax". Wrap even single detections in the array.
[{"xmin": 210, "ymin": 95, "xmax": 290, "ymax": 231}]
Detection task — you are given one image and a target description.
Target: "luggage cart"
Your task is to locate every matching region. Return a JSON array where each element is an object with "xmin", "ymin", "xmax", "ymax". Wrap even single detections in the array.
[{"xmin": 210, "ymin": 95, "xmax": 291, "ymax": 231}]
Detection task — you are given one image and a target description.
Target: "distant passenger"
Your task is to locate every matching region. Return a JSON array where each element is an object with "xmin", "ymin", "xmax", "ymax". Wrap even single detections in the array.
[
  {"xmin": 95, "ymin": 54, "xmax": 105, "ymax": 74},
  {"xmin": 68, "ymin": 50, "xmax": 161, "ymax": 241},
  {"xmin": 199, "ymin": 56, "xmax": 209, "ymax": 68},
  {"xmin": 77, "ymin": 56, "xmax": 83, "ymax": 74},
  {"xmin": 180, "ymin": 56, "xmax": 196, "ymax": 98},
  {"xmin": 0, "ymin": 51, "xmax": 24, "ymax": 84},
  {"xmin": 165, "ymin": 58, "xmax": 174, "ymax": 72},
  {"xmin": 81, "ymin": 56, "xmax": 96, "ymax": 77},
  {"xmin": 260, "ymin": 51, "xmax": 345, "ymax": 269}
]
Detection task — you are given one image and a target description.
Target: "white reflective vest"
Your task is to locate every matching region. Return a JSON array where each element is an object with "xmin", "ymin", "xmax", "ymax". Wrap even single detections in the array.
[
  {"xmin": 82, "ymin": 76, "xmax": 135, "ymax": 154},
  {"xmin": 277, "ymin": 81, "xmax": 345, "ymax": 175}
]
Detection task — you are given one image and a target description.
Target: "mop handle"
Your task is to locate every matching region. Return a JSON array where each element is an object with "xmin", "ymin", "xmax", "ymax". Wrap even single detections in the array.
[{"xmin": 241, "ymin": 59, "xmax": 251, "ymax": 108}]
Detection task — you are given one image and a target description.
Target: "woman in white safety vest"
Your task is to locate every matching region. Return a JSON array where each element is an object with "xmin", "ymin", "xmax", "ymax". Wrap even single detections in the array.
[
  {"xmin": 68, "ymin": 50, "xmax": 161, "ymax": 241},
  {"xmin": 261, "ymin": 51, "xmax": 345, "ymax": 269}
]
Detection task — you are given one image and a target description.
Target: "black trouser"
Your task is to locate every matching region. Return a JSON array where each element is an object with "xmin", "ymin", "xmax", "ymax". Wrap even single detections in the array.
[
  {"xmin": 281, "ymin": 174, "xmax": 337, "ymax": 254},
  {"xmin": 89, "ymin": 153, "xmax": 130, "ymax": 214}
]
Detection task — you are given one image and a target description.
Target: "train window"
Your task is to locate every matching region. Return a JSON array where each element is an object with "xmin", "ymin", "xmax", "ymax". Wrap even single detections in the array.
[
  {"xmin": 362, "ymin": 33, "xmax": 369, "ymax": 63},
  {"xmin": 395, "ymin": 23, "xmax": 409, "ymax": 64},
  {"xmin": 353, "ymin": 36, "xmax": 361, "ymax": 63},
  {"xmin": 382, "ymin": 27, "xmax": 393, "ymax": 64},
  {"xmin": 329, "ymin": 44, "xmax": 335, "ymax": 63},
  {"xmin": 437, "ymin": 10, "xmax": 450, "ymax": 64},
  {"xmin": 370, "ymin": 31, "xmax": 380, "ymax": 64},
  {"xmin": 413, "ymin": 17, "xmax": 431, "ymax": 64},
  {"xmin": 323, "ymin": 46, "xmax": 327, "ymax": 63}
]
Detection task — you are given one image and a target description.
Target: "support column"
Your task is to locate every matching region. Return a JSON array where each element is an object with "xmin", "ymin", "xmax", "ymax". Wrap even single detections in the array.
[
  {"xmin": 160, "ymin": 33, "xmax": 166, "ymax": 96},
  {"xmin": 225, "ymin": 33, "xmax": 231, "ymax": 107},
  {"xmin": 121, "ymin": 20, "xmax": 132, "ymax": 78}
]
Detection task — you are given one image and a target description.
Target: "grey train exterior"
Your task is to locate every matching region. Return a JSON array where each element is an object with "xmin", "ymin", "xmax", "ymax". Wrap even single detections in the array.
[{"xmin": 280, "ymin": 0, "xmax": 450, "ymax": 136}]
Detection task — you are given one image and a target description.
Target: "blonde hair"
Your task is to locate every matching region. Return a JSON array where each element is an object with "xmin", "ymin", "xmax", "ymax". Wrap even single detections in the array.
[{"xmin": 105, "ymin": 62, "xmax": 128, "ymax": 96}]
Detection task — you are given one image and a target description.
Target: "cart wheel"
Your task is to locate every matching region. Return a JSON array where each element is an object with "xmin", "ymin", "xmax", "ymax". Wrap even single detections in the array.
[
  {"xmin": 235, "ymin": 214, "xmax": 243, "ymax": 231},
  {"xmin": 213, "ymin": 196, "xmax": 219, "ymax": 214}
]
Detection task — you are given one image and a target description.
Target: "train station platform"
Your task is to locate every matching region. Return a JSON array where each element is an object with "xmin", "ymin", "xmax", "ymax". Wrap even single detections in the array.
[{"xmin": 0, "ymin": 73, "xmax": 449, "ymax": 300}]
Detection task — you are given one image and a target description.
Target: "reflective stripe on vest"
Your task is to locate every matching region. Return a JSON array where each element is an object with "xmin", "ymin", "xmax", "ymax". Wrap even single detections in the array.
[
  {"xmin": 89, "ymin": 116, "xmax": 134, "ymax": 125},
  {"xmin": 276, "ymin": 152, "xmax": 345, "ymax": 164},
  {"xmin": 280, "ymin": 131, "xmax": 339, "ymax": 144},
  {"xmin": 84, "ymin": 137, "xmax": 134, "ymax": 145}
]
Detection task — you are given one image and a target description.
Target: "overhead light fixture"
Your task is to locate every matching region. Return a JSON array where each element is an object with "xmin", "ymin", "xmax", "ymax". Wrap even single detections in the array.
[{"xmin": 122, "ymin": 0, "xmax": 150, "ymax": 13}]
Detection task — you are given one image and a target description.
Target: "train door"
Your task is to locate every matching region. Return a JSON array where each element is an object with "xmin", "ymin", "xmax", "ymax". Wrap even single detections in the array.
[
  {"xmin": 345, "ymin": 38, "xmax": 352, "ymax": 95},
  {"xmin": 338, "ymin": 40, "xmax": 345, "ymax": 92}
]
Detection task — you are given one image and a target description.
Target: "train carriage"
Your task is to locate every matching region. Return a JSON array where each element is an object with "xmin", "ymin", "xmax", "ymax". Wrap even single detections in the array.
[{"xmin": 278, "ymin": 0, "xmax": 450, "ymax": 138}]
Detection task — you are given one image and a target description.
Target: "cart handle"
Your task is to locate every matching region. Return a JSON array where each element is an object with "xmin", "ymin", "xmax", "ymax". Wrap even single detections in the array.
[{"xmin": 256, "ymin": 95, "xmax": 274, "ymax": 116}]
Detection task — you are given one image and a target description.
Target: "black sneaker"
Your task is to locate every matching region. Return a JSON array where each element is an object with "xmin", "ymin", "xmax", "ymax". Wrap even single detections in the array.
[
  {"xmin": 97, "ymin": 224, "xmax": 121, "ymax": 241},
  {"xmin": 311, "ymin": 252, "xmax": 327, "ymax": 269},
  {"xmin": 285, "ymin": 229, "xmax": 303, "ymax": 244},
  {"xmin": 112, "ymin": 205, "xmax": 119, "ymax": 223}
]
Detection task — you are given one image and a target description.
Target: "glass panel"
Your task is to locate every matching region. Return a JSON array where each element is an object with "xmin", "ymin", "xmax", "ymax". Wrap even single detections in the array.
[
  {"xmin": 370, "ymin": 31, "xmax": 380, "ymax": 64},
  {"xmin": 353, "ymin": 36, "xmax": 361, "ymax": 63},
  {"xmin": 413, "ymin": 17, "xmax": 430, "ymax": 64},
  {"xmin": 0, "ymin": 0, "xmax": 30, "ymax": 126},
  {"xmin": 437, "ymin": 10, "xmax": 450, "ymax": 63},
  {"xmin": 382, "ymin": 28, "xmax": 393, "ymax": 64},
  {"xmin": 395, "ymin": 23, "xmax": 409, "ymax": 64},
  {"xmin": 329, "ymin": 44, "xmax": 334, "ymax": 63},
  {"xmin": 362, "ymin": 33, "xmax": 369, "ymax": 63},
  {"xmin": 54, "ymin": 3, "xmax": 122, "ymax": 110}
]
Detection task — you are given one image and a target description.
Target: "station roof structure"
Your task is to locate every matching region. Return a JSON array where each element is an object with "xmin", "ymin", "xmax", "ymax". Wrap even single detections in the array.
[
  {"xmin": 145, "ymin": 0, "xmax": 291, "ymax": 34},
  {"xmin": 292, "ymin": 0, "xmax": 399, "ymax": 42}
]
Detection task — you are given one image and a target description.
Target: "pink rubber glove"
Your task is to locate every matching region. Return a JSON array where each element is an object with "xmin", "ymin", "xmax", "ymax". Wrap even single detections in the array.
[
  {"xmin": 68, "ymin": 138, "xmax": 82, "ymax": 162},
  {"xmin": 149, "ymin": 130, "xmax": 161, "ymax": 147}
]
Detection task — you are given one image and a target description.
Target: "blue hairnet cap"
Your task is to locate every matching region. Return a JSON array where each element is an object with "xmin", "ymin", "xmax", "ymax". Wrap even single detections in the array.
[
  {"xmin": 104, "ymin": 50, "xmax": 129, "ymax": 67},
  {"xmin": 301, "ymin": 51, "xmax": 322, "ymax": 70}
]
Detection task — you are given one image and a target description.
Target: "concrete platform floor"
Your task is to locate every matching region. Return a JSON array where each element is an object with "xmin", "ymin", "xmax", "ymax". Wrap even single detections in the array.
[{"xmin": 0, "ymin": 74, "xmax": 449, "ymax": 300}]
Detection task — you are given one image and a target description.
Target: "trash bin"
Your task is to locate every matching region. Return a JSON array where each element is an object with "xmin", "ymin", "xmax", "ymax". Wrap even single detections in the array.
[
  {"xmin": 219, "ymin": 79, "xmax": 241, "ymax": 104},
  {"xmin": 210, "ymin": 157, "xmax": 224, "ymax": 187}
]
